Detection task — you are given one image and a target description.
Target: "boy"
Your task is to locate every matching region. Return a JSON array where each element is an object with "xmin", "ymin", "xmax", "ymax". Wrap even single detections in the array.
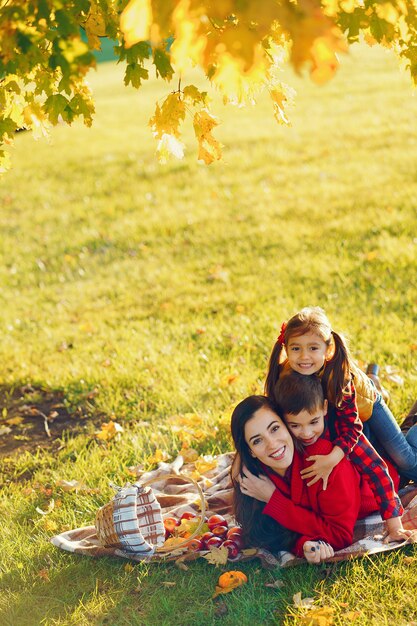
[{"xmin": 275, "ymin": 370, "xmax": 411, "ymax": 543}]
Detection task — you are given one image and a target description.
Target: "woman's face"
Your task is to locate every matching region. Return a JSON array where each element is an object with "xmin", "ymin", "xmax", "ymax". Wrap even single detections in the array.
[{"xmin": 244, "ymin": 407, "xmax": 294, "ymax": 476}]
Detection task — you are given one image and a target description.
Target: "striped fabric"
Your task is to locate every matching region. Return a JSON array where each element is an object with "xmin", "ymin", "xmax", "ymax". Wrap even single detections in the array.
[{"xmin": 108, "ymin": 484, "xmax": 165, "ymax": 554}]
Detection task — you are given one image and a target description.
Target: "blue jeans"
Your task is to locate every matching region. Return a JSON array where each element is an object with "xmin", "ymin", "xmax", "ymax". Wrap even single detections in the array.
[{"xmin": 363, "ymin": 390, "xmax": 417, "ymax": 482}]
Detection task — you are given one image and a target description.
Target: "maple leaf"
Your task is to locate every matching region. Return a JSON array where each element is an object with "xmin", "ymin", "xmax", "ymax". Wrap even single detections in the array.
[
  {"xmin": 124, "ymin": 63, "xmax": 149, "ymax": 88},
  {"xmin": 149, "ymin": 93, "xmax": 186, "ymax": 139},
  {"xmin": 153, "ymin": 48, "xmax": 174, "ymax": 81},
  {"xmin": 203, "ymin": 545, "xmax": 229, "ymax": 566},
  {"xmin": 193, "ymin": 109, "xmax": 222, "ymax": 164},
  {"xmin": 293, "ymin": 592, "xmax": 315, "ymax": 608},
  {"xmin": 84, "ymin": 1, "xmax": 107, "ymax": 50},
  {"xmin": 297, "ymin": 606, "xmax": 335, "ymax": 625},
  {"xmin": 95, "ymin": 421, "xmax": 123, "ymax": 441}
]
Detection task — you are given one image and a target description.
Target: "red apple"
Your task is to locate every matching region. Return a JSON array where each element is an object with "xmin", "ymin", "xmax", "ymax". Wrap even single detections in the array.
[
  {"xmin": 180, "ymin": 511, "xmax": 197, "ymax": 521},
  {"xmin": 187, "ymin": 538, "xmax": 203, "ymax": 552},
  {"xmin": 206, "ymin": 536, "xmax": 223, "ymax": 549},
  {"xmin": 227, "ymin": 532, "xmax": 243, "ymax": 550},
  {"xmin": 200, "ymin": 531, "xmax": 214, "ymax": 548},
  {"xmin": 211, "ymin": 525, "xmax": 228, "ymax": 538},
  {"xmin": 207, "ymin": 514, "xmax": 228, "ymax": 531},
  {"xmin": 226, "ymin": 526, "xmax": 242, "ymax": 539},
  {"xmin": 163, "ymin": 517, "xmax": 179, "ymax": 536},
  {"xmin": 223, "ymin": 539, "xmax": 240, "ymax": 559}
]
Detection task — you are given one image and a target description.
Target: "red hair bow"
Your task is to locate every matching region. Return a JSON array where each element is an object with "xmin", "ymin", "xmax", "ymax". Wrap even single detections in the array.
[{"xmin": 277, "ymin": 322, "xmax": 287, "ymax": 345}]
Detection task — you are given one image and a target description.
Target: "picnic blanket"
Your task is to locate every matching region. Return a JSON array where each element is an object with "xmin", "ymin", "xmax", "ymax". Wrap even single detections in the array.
[{"xmin": 51, "ymin": 453, "xmax": 417, "ymax": 568}]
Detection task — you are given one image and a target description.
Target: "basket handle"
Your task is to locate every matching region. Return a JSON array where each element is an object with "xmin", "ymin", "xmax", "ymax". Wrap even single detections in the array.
[{"xmin": 139, "ymin": 472, "xmax": 206, "ymax": 555}]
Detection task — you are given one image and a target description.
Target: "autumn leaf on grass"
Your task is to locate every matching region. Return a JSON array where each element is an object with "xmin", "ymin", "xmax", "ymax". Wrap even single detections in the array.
[
  {"xmin": 36, "ymin": 499, "xmax": 55, "ymax": 515},
  {"xmin": 179, "ymin": 446, "xmax": 199, "ymax": 462},
  {"xmin": 212, "ymin": 570, "xmax": 248, "ymax": 598},
  {"xmin": 146, "ymin": 448, "xmax": 170, "ymax": 466},
  {"xmin": 297, "ymin": 606, "xmax": 335, "ymax": 625},
  {"xmin": 265, "ymin": 579, "xmax": 284, "ymax": 589},
  {"xmin": 203, "ymin": 545, "xmax": 229, "ymax": 566},
  {"xmin": 6, "ymin": 416, "xmax": 24, "ymax": 426},
  {"xmin": 95, "ymin": 421, "xmax": 123, "ymax": 441},
  {"xmin": 293, "ymin": 592, "xmax": 315, "ymax": 608},
  {"xmin": 193, "ymin": 109, "xmax": 222, "ymax": 165}
]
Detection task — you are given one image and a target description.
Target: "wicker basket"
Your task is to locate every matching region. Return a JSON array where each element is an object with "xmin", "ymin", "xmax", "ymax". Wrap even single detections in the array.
[{"xmin": 95, "ymin": 473, "xmax": 206, "ymax": 557}]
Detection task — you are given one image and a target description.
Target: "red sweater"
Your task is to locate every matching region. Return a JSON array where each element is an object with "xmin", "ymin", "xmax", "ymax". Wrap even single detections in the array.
[{"xmin": 262, "ymin": 438, "xmax": 393, "ymax": 557}]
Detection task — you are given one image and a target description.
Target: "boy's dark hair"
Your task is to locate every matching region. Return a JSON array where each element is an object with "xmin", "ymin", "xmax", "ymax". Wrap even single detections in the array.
[{"xmin": 276, "ymin": 371, "xmax": 325, "ymax": 416}]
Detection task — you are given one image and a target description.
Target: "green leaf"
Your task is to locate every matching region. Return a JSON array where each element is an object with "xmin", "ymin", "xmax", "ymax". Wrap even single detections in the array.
[
  {"xmin": 69, "ymin": 93, "xmax": 95, "ymax": 126},
  {"xmin": 44, "ymin": 94, "xmax": 69, "ymax": 124},
  {"xmin": 0, "ymin": 117, "xmax": 18, "ymax": 140},
  {"xmin": 153, "ymin": 48, "xmax": 174, "ymax": 81},
  {"xmin": 124, "ymin": 63, "xmax": 149, "ymax": 88}
]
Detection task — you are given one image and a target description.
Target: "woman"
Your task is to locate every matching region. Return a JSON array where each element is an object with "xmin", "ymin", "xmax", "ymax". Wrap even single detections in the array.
[{"xmin": 231, "ymin": 395, "xmax": 388, "ymax": 564}]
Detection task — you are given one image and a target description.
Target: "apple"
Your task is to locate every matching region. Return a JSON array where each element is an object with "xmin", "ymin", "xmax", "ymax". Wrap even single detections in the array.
[
  {"xmin": 187, "ymin": 538, "xmax": 203, "ymax": 552},
  {"xmin": 226, "ymin": 532, "xmax": 243, "ymax": 550},
  {"xmin": 180, "ymin": 511, "xmax": 197, "ymax": 521},
  {"xmin": 226, "ymin": 526, "xmax": 242, "ymax": 539},
  {"xmin": 163, "ymin": 517, "xmax": 179, "ymax": 536},
  {"xmin": 222, "ymin": 539, "xmax": 240, "ymax": 559},
  {"xmin": 200, "ymin": 531, "xmax": 215, "ymax": 548},
  {"xmin": 211, "ymin": 525, "xmax": 228, "ymax": 538},
  {"xmin": 206, "ymin": 536, "xmax": 223, "ymax": 549},
  {"xmin": 207, "ymin": 514, "xmax": 228, "ymax": 531}
]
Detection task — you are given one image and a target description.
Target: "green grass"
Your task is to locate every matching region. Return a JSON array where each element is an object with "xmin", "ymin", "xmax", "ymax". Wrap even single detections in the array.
[{"xmin": 1, "ymin": 42, "xmax": 417, "ymax": 625}]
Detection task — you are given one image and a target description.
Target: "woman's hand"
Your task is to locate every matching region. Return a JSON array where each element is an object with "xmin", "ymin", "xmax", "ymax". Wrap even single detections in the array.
[
  {"xmin": 303, "ymin": 540, "xmax": 334, "ymax": 564},
  {"xmin": 239, "ymin": 466, "xmax": 275, "ymax": 503}
]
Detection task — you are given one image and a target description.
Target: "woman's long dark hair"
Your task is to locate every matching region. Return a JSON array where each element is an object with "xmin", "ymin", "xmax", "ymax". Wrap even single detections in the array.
[{"xmin": 230, "ymin": 395, "xmax": 299, "ymax": 553}]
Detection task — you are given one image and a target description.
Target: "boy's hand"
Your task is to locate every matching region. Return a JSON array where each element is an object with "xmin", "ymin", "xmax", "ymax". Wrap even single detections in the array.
[
  {"xmin": 300, "ymin": 447, "xmax": 344, "ymax": 490},
  {"xmin": 383, "ymin": 516, "xmax": 416, "ymax": 543}
]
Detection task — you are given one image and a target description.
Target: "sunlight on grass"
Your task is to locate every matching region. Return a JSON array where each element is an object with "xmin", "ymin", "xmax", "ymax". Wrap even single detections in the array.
[{"xmin": 0, "ymin": 42, "xmax": 416, "ymax": 625}]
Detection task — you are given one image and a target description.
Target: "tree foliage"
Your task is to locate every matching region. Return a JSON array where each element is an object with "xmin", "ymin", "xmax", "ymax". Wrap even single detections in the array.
[{"xmin": 1, "ymin": 0, "xmax": 417, "ymax": 170}]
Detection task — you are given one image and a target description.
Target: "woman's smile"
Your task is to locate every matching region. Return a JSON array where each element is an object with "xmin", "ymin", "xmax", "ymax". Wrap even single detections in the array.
[{"xmin": 244, "ymin": 407, "xmax": 294, "ymax": 476}]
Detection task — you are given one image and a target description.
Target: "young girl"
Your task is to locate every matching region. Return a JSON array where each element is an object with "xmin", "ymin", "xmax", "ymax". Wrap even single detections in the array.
[{"xmin": 264, "ymin": 306, "xmax": 417, "ymax": 539}]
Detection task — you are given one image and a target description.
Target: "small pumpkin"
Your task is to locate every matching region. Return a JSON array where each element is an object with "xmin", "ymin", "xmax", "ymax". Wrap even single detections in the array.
[{"xmin": 218, "ymin": 570, "xmax": 248, "ymax": 588}]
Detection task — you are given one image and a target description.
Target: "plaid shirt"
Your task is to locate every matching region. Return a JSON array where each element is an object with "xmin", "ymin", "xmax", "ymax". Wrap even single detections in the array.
[{"xmin": 332, "ymin": 380, "xmax": 403, "ymax": 520}]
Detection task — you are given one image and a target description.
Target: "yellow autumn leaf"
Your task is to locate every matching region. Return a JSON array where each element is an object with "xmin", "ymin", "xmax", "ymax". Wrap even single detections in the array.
[
  {"xmin": 6, "ymin": 416, "xmax": 24, "ymax": 425},
  {"xmin": 149, "ymin": 92, "xmax": 186, "ymax": 139},
  {"xmin": 84, "ymin": 1, "xmax": 107, "ymax": 49},
  {"xmin": 203, "ymin": 545, "xmax": 229, "ymax": 566},
  {"xmin": 297, "ymin": 606, "xmax": 335, "ymax": 625},
  {"xmin": 194, "ymin": 456, "xmax": 218, "ymax": 474},
  {"xmin": 95, "ymin": 421, "xmax": 123, "ymax": 441},
  {"xmin": 156, "ymin": 133, "xmax": 185, "ymax": 163},
  {"xmin": 375, "ymin": 3, "xmax": 399, "ymax": 24},
  {"xmin": 120, "ymin": 0, "xmax": 152, "ymax": 48},
  {"xmin": 293, "ymin": 592, "xmax": 315, "ymax": 608},
  {"xmin": 193, "ymin": 109, "xmax": 222, "ymax": 165},
  {"xmin": 146, "ymin": 448, "xmax": 170, "ymax": 465},
  {"xmin": 179, "ymin": 446, "xmax": 199, "ymax": 462}
]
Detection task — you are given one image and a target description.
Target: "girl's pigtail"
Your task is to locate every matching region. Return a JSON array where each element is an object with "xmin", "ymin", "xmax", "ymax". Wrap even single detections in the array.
[
  {"xmin": 264, "ymin": 341, "xmax": 284, "ymax": 402},
  {"xmin": 324, "ymin": 330, "xmax": 352, "ymax": 406}
]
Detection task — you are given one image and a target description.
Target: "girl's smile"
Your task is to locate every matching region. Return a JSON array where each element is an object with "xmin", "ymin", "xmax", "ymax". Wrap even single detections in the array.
[{"xmin": 286, "ymin": 331, "xmax": 330, "ymax": 375}]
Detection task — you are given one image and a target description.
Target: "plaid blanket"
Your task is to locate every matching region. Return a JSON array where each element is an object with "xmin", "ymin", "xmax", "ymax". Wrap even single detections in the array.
[{"xmin": 51, "ymin": 453, "xmax": 417, "ymax": 567}]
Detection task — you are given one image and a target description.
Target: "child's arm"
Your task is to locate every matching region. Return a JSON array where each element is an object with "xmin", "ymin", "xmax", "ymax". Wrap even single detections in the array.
[
  {"xmin": 300, "ymin": 446, "xmax": 345, "ymax": 490},
  {"xmin": 332, "ymin": 380, "xmax": 363, "ymax": 455},
  {"xmin": 350, "ymin": 434, "xmax": 404, "ymax": 523}
]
